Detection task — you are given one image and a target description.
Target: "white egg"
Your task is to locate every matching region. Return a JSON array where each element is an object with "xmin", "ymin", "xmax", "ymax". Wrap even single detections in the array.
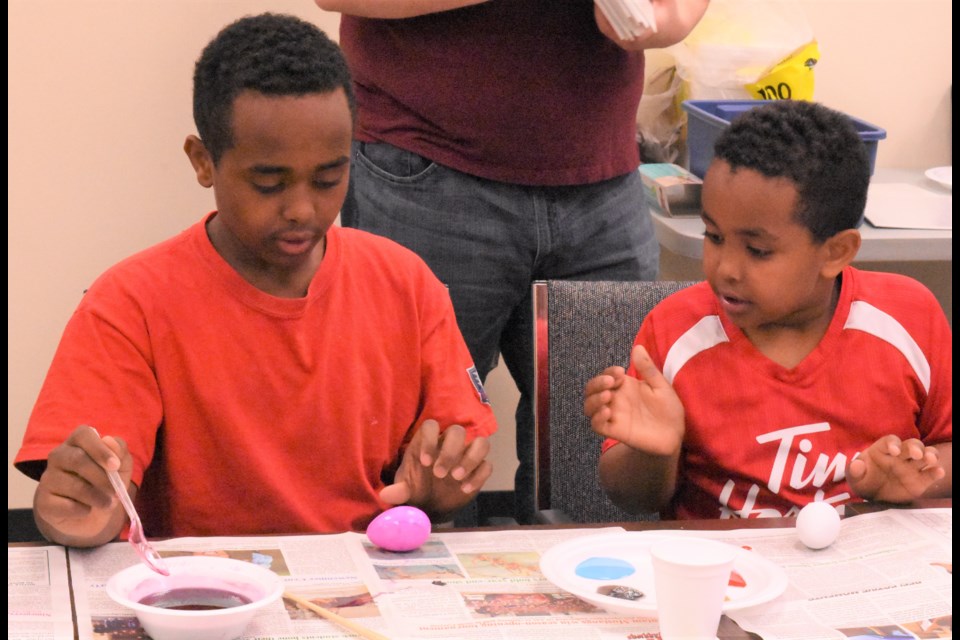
[{"xmin": 796, "ymin": 501, "xmax": 841, "ymax": 549}]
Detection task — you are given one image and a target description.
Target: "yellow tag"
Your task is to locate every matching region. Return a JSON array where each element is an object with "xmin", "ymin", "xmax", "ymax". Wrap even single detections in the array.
[{"xmin": 744, "ymin": 40, "xmax": 820, "ymax": 101}]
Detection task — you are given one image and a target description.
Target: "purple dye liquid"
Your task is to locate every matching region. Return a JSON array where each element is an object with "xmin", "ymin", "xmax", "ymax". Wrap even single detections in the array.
[{"xmin": 138, "ymin": 587, "xmax": 252, "ymax": 611}]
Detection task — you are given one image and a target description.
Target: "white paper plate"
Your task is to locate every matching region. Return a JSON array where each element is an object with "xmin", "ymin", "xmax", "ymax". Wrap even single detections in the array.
[
  {"xmin": 925, "ymin": 166, "xmax": 952, "ymax": 189},
  {"xmin": 539, "ymin": 531, "xmax": 788, "ymax": 616}
]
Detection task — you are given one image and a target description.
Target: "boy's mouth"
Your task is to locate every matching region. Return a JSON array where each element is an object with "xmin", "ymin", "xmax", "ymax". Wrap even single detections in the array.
[
  {"xmin": 718, "ymin": 291, "xmax": 751, "ymax": 314},
  {"xmin": 276, "ymin": 232, "xmax": 316, "ymax": 255}
]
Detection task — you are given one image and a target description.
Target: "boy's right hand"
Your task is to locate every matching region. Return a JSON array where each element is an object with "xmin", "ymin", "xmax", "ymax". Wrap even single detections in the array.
[
  {"xmin": 33, "ymin": 425, "xmax": 131, "ymax": 547},
  {"xmin": 379, "ymin": 420, "xmax": 492, "ymax": 522},
  {"xmin": 584, "ymin": 345, "xmax": 685, "ymax": 456}
]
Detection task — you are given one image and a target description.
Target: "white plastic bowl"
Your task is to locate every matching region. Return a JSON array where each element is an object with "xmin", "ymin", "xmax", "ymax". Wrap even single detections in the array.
[{"xmin": 105, "ymin": 555, "xmax": 283, "ymax": 640}]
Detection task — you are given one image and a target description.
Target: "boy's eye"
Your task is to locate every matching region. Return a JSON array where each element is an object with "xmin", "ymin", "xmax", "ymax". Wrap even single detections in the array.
[
  {"xmin": 703, "ymin": 230, "xmax": 722, "ymax": 244},
  {"xmin": 252, "ymin": 182, "xmax": 284, "ymax": 194},
  {"xmin": 747, "ymin": 246, "xmax": 773, "ymax": 258},
  {"xmin": 313, "ymin": 167, "xmax": 347, "ymax": 190}
]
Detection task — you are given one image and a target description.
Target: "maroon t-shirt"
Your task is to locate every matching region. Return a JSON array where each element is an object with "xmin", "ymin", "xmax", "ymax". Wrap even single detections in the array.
[{"xmin": 339, "ymin": 2, "xmax": 645, "ymax": 186}]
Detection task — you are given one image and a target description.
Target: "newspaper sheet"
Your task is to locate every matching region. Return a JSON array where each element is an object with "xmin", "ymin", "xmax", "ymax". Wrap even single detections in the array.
[
  {"xmin": 8, "ymin": 545, "xmax": 75, "ymax": 640},
  {"xmin": 68, "ymin": 526, "xmax": 671, "ymax": 640},
  {"xmin": 10, "ymin": 508, "xmax": 953, "ymax": 640},
  {"xmin": 722, "ymin": 508, "xmax": 952, "ymax": 640}
]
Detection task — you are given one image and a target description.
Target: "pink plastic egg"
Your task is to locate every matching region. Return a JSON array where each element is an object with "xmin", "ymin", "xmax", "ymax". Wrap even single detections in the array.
[{"xmin": 366, "ymin": 506, "xmax": 431, "ymax": 552}]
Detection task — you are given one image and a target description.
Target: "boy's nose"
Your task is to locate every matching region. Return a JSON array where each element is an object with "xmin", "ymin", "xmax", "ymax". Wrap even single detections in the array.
[
  {"xmin": 714, "ymin": 251, "xmax": 742, "ymax": 282},
  {"xmin": 282, "ymin": 185, "xmax": 316, "ymax": 224}
]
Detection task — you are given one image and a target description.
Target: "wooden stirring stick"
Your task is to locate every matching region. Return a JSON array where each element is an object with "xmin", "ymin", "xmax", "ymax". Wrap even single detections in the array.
[{"xmin": 283, "ymin": 591, "xmax": 391, "ymax": 640}]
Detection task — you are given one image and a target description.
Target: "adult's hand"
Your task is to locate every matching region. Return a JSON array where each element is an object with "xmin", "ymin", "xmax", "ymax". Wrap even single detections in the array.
[{"xmin": 594, "ymin": 0, "xmax": 710, "ymax": 51}]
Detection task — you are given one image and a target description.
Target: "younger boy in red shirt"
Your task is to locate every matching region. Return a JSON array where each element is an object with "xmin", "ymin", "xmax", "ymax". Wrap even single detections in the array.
[{"xmin": 585, "ymin": 100, "xmax": 951, "ymax": 519}]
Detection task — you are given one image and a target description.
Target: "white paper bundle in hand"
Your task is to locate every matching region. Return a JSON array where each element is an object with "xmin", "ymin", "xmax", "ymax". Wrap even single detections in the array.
[{"xmin": 597, "ymin": 0, "xmax": 658, "ymax": 40}]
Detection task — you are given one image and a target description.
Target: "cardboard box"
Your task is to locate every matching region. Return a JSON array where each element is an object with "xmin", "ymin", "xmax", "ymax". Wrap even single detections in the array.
[{"xmin": 640, "ymin": 163, "xmax": 703, "ymax": 217}]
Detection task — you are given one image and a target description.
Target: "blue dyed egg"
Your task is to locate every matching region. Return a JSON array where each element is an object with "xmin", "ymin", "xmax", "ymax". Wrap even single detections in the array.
[{"xmin": 366, "ymin": 506, "xmax": 431, "ymax": 552}]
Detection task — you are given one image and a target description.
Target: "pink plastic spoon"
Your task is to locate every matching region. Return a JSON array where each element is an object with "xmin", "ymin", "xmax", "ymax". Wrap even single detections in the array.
[{"xmin": 106, "ymin": 468, "xmax": 170, "ymax": 576}]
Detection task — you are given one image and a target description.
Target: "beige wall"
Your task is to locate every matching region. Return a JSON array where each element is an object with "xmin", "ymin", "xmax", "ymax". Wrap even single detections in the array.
[{"xmin": 8, "ymin": 1, "xmax": 952, "ymax": 508}]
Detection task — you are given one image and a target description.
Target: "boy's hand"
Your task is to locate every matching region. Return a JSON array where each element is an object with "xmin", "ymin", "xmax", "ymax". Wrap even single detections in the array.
[
  {"xmin": 33, "ymin": 425, "xmax": 131, "ymax": 546},
  {"xmin": 847, "ymin": 435, "xmax": 946, "ymax": 503},
  {"xmin": 379, "ymin": 419, "xmax": 492, "ymax": 521},
  {"xmin": 584, "ymin": 345, "xmax": 684, "ymax": 456}
]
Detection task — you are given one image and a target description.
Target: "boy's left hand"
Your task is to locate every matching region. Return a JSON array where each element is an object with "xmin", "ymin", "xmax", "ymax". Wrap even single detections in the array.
[
  {"xmin": 846, "ymin": 435, "xmax": 946, "ymax": 503},
  {"xmin": 379, "ymin": 419, "xmax": 492, "ymax": 521}
]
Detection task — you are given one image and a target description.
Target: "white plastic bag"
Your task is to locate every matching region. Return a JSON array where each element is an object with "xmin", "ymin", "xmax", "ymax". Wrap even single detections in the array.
[
  {"xmin": 670, "ymin": 0, "xmax": 815, "ymax": 100},
  {"xmin": 637, "ymin": 50, "xmax": 685, "ymax": 163}
]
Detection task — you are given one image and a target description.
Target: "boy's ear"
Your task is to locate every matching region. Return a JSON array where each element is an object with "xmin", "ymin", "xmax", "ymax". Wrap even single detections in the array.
[
  {"xmin": 183, "ymin": 135, "xmax": 214, "ymax": 188},
  {"xmin": 820, "ymin": 229, "xmax": 861, "ymax": 278}
]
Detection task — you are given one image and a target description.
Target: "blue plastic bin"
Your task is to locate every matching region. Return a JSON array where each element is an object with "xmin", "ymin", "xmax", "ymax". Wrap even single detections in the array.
[{"xmin": 681, "ymin": 100, "xmax": 887, "ymax": 178}]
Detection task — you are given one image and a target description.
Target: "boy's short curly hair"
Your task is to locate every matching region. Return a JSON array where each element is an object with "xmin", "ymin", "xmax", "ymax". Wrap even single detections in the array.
[
  {"xmin": 713, "ymin": 100, "xmax": 871, "ymax": 243},
  {"xmin": 192, "ymin": 12, "xmax": 356, "ymax": 164}
]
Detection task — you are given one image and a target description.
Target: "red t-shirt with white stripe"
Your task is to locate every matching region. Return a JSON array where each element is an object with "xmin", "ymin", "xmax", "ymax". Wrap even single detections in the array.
[{"xmin": 604, "ymin": 268, "xmax": 952, "ymax": 519}]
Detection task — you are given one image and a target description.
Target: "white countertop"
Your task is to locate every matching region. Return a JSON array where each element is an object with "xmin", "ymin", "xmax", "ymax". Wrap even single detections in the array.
[{"xmin": 649, "ymin": 168, "xmax": 952, "ymax": 262}]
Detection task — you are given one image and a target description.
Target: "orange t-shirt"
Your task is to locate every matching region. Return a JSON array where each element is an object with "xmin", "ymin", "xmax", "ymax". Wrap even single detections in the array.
[{"xmin": 16, "ymin": 216, "xmax": 496, "ymax": 536}]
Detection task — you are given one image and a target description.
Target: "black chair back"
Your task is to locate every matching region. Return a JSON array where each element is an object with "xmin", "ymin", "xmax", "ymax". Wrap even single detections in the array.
[{"xmin": 8, "ymin": 508, "xmax": 43, "ymax": 543}]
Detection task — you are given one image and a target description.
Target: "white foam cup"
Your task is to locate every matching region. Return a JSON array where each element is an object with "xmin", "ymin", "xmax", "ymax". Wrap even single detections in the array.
[{"xmin": 650, "ymin": 536, "xmax": 737, "ymax": 640}]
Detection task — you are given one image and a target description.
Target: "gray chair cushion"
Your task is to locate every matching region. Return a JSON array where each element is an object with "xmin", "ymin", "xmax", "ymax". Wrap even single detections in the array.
[{"xmin": 533, "ymin": 279, "xmax": 698, "ymax": 523}]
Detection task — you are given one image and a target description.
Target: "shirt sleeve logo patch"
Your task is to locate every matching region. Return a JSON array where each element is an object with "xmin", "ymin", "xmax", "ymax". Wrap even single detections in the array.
[{"xmin": 467, "ymin": 366, "xmax": 490, "ymax": 404}]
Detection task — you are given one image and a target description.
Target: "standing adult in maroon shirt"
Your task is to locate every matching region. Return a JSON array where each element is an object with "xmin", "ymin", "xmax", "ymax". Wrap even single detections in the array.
[{"xmin": 315, "ymin": 0, "xmax": 710, "ymax": 524}]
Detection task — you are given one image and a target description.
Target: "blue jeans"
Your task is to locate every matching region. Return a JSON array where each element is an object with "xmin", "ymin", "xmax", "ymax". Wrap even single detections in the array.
[{"xmin": 343, "ymin": 141, "xmax": 660, "ymax": 524}]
